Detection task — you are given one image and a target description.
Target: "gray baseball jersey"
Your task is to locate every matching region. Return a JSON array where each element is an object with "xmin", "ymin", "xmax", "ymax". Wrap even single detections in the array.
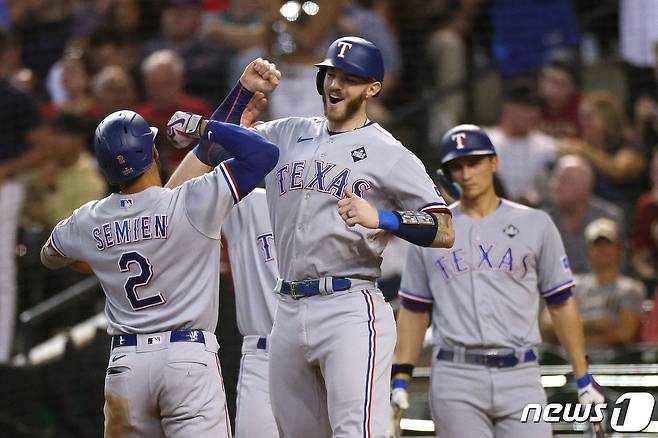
[
  {"xmin": 222, "ymin": 188, "xmax": 279, "ymax": 438},
  {"xmin": 399, "ymin": 199, "xmax": 573, "ymax": 438},
  {"xmin": 46, "ymin": 166, "xmax": 238, "ymax": 438},
  {"xmin": 48, "ymin": 168, "xmax": 235, "ymax": 335},
  {"xmin": 254, "ymin": 116, "xmax": 448, "ymax": 438},
  {"xmin": 255, "ymin": 117, "xmax": 449, "ymax": 281},
  {"xmin": 222, "ymin": 188, "xmax": 278, "ymax": 337},
  {"xmin": 400, "ymin": 199, "xmax": 574, "ymax": 349}
]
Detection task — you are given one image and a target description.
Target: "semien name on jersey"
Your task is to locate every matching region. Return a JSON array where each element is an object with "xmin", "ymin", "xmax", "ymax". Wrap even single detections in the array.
[{"xmin": 92, "ymin": 215, "xmax": 169, "ymax": 251}]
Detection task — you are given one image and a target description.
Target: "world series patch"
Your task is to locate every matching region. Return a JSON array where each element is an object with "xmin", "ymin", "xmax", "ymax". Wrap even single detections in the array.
[{"xmin": 351, "ymin": 147, "xmax": 367, "ymax": 162}]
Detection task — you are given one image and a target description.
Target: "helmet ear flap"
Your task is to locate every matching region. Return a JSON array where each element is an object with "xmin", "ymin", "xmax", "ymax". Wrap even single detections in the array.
[{"xmin": 316, "ymin": 67, "xmax": 326, "ymax": 95}]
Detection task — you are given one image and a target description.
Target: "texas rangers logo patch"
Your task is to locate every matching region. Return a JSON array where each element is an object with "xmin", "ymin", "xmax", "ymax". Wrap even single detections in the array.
[
  {"xmin": 351, "ymin": 147, "xmax": 367, "ymax": 162},
  {"xmin": 503, "ymin": 224, "xmax": 519, "ymax": 238}
]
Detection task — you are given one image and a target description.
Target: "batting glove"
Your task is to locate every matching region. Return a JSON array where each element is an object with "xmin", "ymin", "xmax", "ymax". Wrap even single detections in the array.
[
  {"xmin": 391, "ymin": 378, "xmax": 410, "ymax": 411},
  {"xmin": 576, "ymin": 373, "xmax": 605, "ymax": 405},
  {"xmin": 167, "ymin": 111, "xmax": 205, "ymax": 149}
]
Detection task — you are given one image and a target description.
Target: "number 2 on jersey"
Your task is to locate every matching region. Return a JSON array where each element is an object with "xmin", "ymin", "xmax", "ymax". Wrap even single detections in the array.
[{"xmin": 119, "ymin": 251, "xmax": 165, "ymax": 310}]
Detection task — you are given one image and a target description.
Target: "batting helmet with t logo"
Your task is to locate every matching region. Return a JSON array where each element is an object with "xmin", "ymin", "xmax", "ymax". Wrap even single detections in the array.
[
  {"xmin": 314, "ymin": 36, "xmax": 384, "ymax": 95},
  {"xmin": 440, "ymin": 124, "xmax": 497, "ymax": 167}
]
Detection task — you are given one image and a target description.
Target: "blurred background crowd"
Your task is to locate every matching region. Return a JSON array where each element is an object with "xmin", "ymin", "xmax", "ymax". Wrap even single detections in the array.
[{"xmin": 1, "ymin": 0, "xmax": 658, "ymax": 434}]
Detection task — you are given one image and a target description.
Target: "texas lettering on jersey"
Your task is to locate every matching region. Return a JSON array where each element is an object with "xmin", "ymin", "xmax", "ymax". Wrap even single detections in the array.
[
  {"xmin": 434, "ymin": 243, "xmax": 535, "ymax": 282},
  {"xmin": 275, "ymin": 160, "xmax": 372, "ymax": 199}
]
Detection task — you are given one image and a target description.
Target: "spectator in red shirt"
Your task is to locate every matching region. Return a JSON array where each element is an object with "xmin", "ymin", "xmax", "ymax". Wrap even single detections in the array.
[
  {"xmin": 135, "ymin": 49, "xmax": 211, "ymax": 177},
  {"xmin": 538, "ymin": 52, "xmax": 582, "ymax": 139},
  {"xmin": 631, "ymin": 146, "xmax": 658, "ymax": 279}
]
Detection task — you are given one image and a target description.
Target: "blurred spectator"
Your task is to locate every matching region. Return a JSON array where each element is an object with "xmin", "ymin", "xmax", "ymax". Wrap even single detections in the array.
[
  {"xmin": 486, "ymin": 83, "xmax": 557, "ymax": 206},
  {"xmin": 203, "ymin": 0, "xmax": 267, "ymax": 84},
  {"xmin": 144, "ymin": 0, "xmax": 229, "ymax": 105},
  {"xmin": 0, "ymin": 28, "xmax": 50, "ymax": 363},
  {"xmin": 544, "ymin": 154, "xmax": 624, "ymax": 274},
  {"xmin": 136, "ymin": 50, "xmax": 211, "ymax": 176},
  {"xmin": 43, "ymin": 47, "xmax": 95, "ymax": 119},
  {"xmin": 560, "ymin": 91, "xmax": 647, "ymax": 211},
  {"xmin": 489, "ymin": 0, "xmax": 579, "ymax": 77},
  {"xmin": 619, "ymin": 0, "xmax": 658, "ymax": 113},
  {"xmin": 631, "ymin": 146, "xmax": 658, "ymax": 280},
  {"xmin": 86, "ymin": 27, "xmax": 133, "ymax": 73},
  {"xmin": 538, "ymin": 52, "xmax": 582, "ymax": 138},
  {"xmin": 91, "ymin": 65, "xmax": 138, "ymax": 119},
  {"xmin": 426, "ymin": 0, "xmax": 478, "ymax": 143},
  {"xmin": 541, "ymin": 218, "xmax": 646, "ymax": 347},
  {"xmin": 266, "ymin": 0, "xmax": 344, "ymax": 119},
  {"xmin": 633, "ymin": 42, "xmax": 658, "ymax": 152},
  {"xmin": 21, "ymin": 114, "xmax": 106, "ymax": 231},
  {"xmin": 9, "ymin": 0, "xmax": 72, "ymax": 89}
]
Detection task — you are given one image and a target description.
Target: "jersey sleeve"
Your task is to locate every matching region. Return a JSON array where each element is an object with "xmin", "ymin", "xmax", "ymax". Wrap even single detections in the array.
[
  {"xmin": 49, "ymin": 211, "xmax": 83, "ymax": 261},
  {"xmin": 183, "ymin": 164, "xmax": 237, "ymax": 240},
  {"xmin": 387, "ymin": 151, "xmax": 450, "ymax": 215},
  {"xmin": 398, "ymin": 244, "xmax": 433, "ymax": 312},
  {"xmin": 537, "ymin": 212, "xmax": 576, "ymax": 301}
]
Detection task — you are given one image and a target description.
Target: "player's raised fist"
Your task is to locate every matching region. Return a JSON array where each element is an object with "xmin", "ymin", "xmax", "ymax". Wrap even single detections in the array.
[
  {"xmin": 240, "ymin": 57, "xmax": 282, "ymax": 94},
  {"xmin": 167, "ymin": 111, "xmax": 205, "ymax": 149}
]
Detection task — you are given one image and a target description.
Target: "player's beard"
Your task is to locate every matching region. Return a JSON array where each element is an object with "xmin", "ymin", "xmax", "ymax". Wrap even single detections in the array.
[{"xmin": 323, "ymin": 89, "xmax": 367, "ymax": 125}]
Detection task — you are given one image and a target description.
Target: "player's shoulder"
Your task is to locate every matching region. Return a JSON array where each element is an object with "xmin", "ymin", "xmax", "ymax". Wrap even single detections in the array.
[
  {"xmin": 618, "ymin": 275, "xmax": 648, "ymax": 296},
  {"xmin": 500, "ymin": 199, "xmax": 550, "ymax": 219},
  {"xmin": 260, "ymin": 116, "xmax": 321, "ymax": 131},
  {"xmin": 368, "ymin": 122, "xmax": 404, "ymax": 148}
]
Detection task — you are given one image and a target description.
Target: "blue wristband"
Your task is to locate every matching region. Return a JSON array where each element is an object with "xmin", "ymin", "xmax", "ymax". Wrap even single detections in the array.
[
  {"xmin": 392, "ymin": 378, "xmax": 409, "ymax": 390},
  {"xmin": 378, "ymin": 209, "xmax": 400, "ymax": 232},
  {"xmin": 576, "ymin": 373, "xmax": 592, "ymax": 388}
]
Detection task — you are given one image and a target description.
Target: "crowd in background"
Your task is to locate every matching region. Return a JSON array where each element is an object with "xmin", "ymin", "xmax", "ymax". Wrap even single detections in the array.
[{"xmin": 1, "ymin": 0, "xmax": 658, "ymax": 364}]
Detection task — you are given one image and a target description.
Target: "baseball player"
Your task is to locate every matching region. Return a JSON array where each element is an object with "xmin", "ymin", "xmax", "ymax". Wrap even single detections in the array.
[
  {"xmin": 39, "ymin": 106, "xmax": 279, "ymax": 437},
  {"xmin": 167, "ymin": 37, "xmax": 455, "ymax": 438},
  {"xmin": 164, "ymin": 58, "xmax": 282, "ymax": 438},
  {"xmin": 389, "ymin": 125, "xmax": 604, "ymax": 437}
]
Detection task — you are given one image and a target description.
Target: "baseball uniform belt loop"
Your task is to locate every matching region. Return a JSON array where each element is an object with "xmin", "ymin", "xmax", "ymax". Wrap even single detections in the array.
[
  {"xmin": 241, "ymin": 335, "xmax": 269, "ymax": 354},
  {"xmin": 436, "ymin": 348, "xmax": 537, "ymax": 368},
  {"xmin": 111, "ymin": 330, "xmax": 206, "ymax": 350},
  {"xmin": 275, "ymin": 277, "xmax": 352, "ymax": 299}
]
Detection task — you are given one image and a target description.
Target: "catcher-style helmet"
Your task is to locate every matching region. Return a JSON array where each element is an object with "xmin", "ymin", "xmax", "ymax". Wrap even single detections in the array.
[
  {"xmin": 440, "ymin": 124, "xmax": 496, "ymax": 166},
  {"xmin": 94, "ymin": 110, "xmax": 157, "ymax": 185},
  {"xmin": 315, "ymin": 36, "xmax": 384, "ymax": 95}
]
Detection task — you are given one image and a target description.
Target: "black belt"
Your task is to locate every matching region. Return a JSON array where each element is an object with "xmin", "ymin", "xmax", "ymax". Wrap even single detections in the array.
[
  {"xmin": 111, "ymin": 330, "xmax": 205, "ymax": 349},
  {"xmin": 278, "ymin": 277, "xmax": 352, "ymax": 299},
  {"xmin": 437, "ymin": 349, "xmax": 537, "ymax": 368}
]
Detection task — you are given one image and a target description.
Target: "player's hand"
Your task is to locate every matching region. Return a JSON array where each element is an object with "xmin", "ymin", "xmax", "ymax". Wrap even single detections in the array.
[
  {"xmin": 337, "ymin": 188, "xmax": 379, "ymax": 229},
  {"xmin": 390, "ymin": 378, "xmax": 409, "ymax": 438},
  {"xmin": 240, "ymin": 58, "xmax": 281, "ymax": 94},
  {"xmin": 167, "ymin": 111, "xmax": 205, "ymax": 149},
  {"xmin": 241, "ymin": 92, "xmax": 268, "ymax": 128},
  {"xmin": 576, "ymin": 373, "xmax": 605, "ymax": 405}
]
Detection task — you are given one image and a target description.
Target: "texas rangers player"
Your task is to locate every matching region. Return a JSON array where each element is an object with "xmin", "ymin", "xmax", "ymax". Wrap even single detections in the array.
[
  {"xmin": 39, "ymin": 108, "xmax": 279, "ymax": 437},
  {"xmin": 167, "ymin": 37, "xmax": 455, "ymax": 438},
  {"xmin": 165, "ymin": 57, "xmax": 281, "ymax": 438},
  {"xmin": 390, "ymin": 125, "xmax": 604, "ymax": 437}
]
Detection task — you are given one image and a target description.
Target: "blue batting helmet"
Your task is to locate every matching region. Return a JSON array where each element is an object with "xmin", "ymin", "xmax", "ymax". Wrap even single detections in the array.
[
  {"xmin": 94, "ymin": 110, "xmax": 157, "ymax": 185},
  {"xmin": 315, "ymin": 36, "xmax": 384, "ymax": 95},
  {"xmin": 440, "ymin": 124, "xmax": 497, "ymax": 166}
]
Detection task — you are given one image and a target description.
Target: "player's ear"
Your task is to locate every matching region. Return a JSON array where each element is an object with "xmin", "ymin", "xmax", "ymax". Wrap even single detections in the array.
[
  {"xmin": 153, "ymin": 145, "xmax": 159, "ymax": 162},
  {"xmin": 366, "ymin": 81, "xmax": 382, "ymax": 99},
  {"xmin": 489, "ymin": 155, "xmax": 498, "ymax": 172}
]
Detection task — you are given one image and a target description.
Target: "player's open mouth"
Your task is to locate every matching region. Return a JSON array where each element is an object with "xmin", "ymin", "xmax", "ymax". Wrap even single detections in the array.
[{"xmin": 328, "ymin": 95, "xmax": 344, "ymax": 105}]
